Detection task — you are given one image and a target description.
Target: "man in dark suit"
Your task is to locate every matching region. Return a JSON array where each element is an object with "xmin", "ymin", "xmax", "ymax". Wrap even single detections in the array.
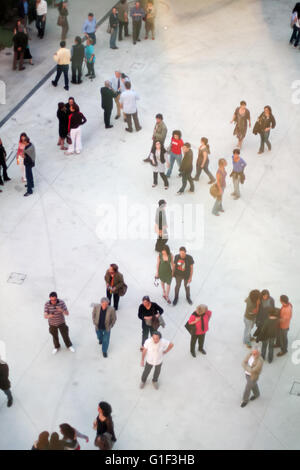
[{"xmin": 100, "ymin": 80, "xmax": 117, "ymax": 129}]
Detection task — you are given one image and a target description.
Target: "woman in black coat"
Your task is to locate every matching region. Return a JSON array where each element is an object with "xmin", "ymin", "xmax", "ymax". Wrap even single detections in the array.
[
  {"xmin": 254, "ymin": 105, "xmax": 276, "ymax": 155},
  {"xmin": 56, "ymin": 102, "xmax": 68, "ymax": 150},
  {"xmin": 71, "ymin": 36, "xmax": 85, "ymax": 84}
]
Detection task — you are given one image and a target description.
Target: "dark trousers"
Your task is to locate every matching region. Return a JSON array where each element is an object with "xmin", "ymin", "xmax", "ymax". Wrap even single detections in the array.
[
  {"xmin": 179, "ymin": 172, "xmax": 194, "ymax": 192},
  {"xmin": 0, "ymin": 158, "xmax": 9, "ymax": 183},
  {"xmin": 259, "ymin": 131, "xmax": 271, "ymax": 152},
  {"xmin": 142, "ymin": 324, "xmax": 154, "ymax": 346},
  {"xmin": 279, "ymin": 328, "xmax": 289, "ymax": 354},
  {"xmin": 2, "ymin": 388, "xmax": 13, "ymax": 401},
  {"xmin": 290, "ymin": 24, "xmax": 300, "ymax": 46},
  {"xmin": 13, "ymin": 50, "xmax": 24, "ymax": 70},
  {"xmin": 53, "ymin": 64, "xmax": 69, "ymax": 87},
  {"xmin": 153, "ymin": 172, "xmax": 168, "ymax": 187},
  {"xmin": 25, "ymin": 165, "xmax": 34, "ymax": 193},
  {"xmin": 49, "ymin": 323, "xmax": 72, "ymax": 349},
  {"xmin": 190, "ymin": 334, "xmax": 205, "ymax": 353},
  {"xmin": 126, "ymin": 112, "xmax": 141, "ymax": 131},
  {"xmin": 87, "ymin": 32, "xmax": 96, "ymax": 45},
  {"xmin": 103, "ymin": 107, "xmax": 112, "ymax": 128},
  {"xmin": 106, "ymin": 288, "xmax": 120, "ymax": 310},
  {"xmin": 195, "ymin": 159, "xmax": 215, "ymax": 181},
  {"xmin": 132, "ymin": 20, "xmax": 142, "ymax": 42},
  {"xmin": 141, "ymin": 362, "xmax": 162, "ymax": 383},
  {"xmin": 261, "ymin": 337, "xmax": 275, "ymax": 362},
  {"xmin": 87, "ymin": 62, "xmax": 95, "ymax": 77},
  {"xmin": 72, "ymin": 63, "xmax": 82, "ymax": 83},
  {"xmin": 119, "ymin": 20, "xmax": 129, "ymax": 40},
  {"xmin": 36, "ymin": 15, "xmax": 46, "ymax": 38},
  {"xmin": 174, "ymin": 276, "xmax": 191, "ymax": 300}
]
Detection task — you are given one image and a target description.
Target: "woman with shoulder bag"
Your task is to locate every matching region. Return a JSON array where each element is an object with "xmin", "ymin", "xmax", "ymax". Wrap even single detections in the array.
[
  {"xmin": 188, "ymin": 305, "xmax": 212, "ymax": 357},
  {"xmin": 105, "ymin": 263, "xmax": 126, "ymax": 311},
  {"xmin": 211, "ymin": 158, "xmax": 227, "ymax": 216},
  {"xmin": 256, "ymin": 105, "xmax": 276, "ymax": 155}
]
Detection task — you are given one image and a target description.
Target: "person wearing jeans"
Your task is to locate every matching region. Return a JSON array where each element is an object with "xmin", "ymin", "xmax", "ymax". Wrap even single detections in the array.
[
  {"xmin": 109, "ymin": 8, "xmax": 119, "ymax": 49},
  {"xmin": 23, "ymin": 136, "xmax": 36, "ymax": 197},
  {"xmin": 166, "ymin": 130, "xmax": 183, "ymax": 178},
  {"xmin": 243, "ymin": 290, "xmax": 261, "ymax": 348},
  {"xmin": 92, "ymin": 298, "xmax": 117, "ymax": 358},
  {"xmin": 140, "ymin": 331, "xmax": 174, "ymax": 390},
  {"xmin": 212, "ymin": 158, "xmax": 227, "ymax": 216},
  {"xmin": 241, "ymin": 349, "xmax": 263, "ymax": 408},
  {"xmin": 105, "ymin": 263, "xmax": 125, "ymax": 310},
  {"xmin": 36, "ymin": 0, "xmax": 47, "ymax": 38},
  {"xmin": 0, "ymin": 356, "xmax": 13, "ymax": 407},
  {"xmin": 52, "ymin": 41, "xmax": 71, "ymax": 91},
  {"xmin": 177, "ymin": 143, "xmax": 194, "ymax": 194},
  {"xmin": 230, "ymin": 148, "xmax": 247, "ymax": 200},
  {"xmin": 277, "ymin": 295, "xmax": 293, "ymax": 357},
  {"xmin": 256, "ymin": 105, "xmax": 276, "ymax": 155}
]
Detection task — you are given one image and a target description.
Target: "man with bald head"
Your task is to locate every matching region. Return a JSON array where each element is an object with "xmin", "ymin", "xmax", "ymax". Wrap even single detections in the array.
[
  {"xmin": 92, "ymin": 297, "xmax": 117, "ymax": 358},
  {"xmin": 241, "ymin": 348, "xmax": 263, "ymax": 408},
  {"xmin": 100, "ymin": 80, "xmax": 118, "ymax": 129}
]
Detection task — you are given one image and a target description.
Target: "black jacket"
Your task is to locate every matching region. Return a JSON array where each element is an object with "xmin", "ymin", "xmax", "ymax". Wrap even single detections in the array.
[
  {"xmin": 0, "ymin": 363, "xmax": 10, "ymax": 391},
  {"xmin": 13, "ymin": 31, "xmax": 28, "ymax": 52},
  {"xmin": 101, "ymin": 87, "xmax": 116, "ymax": 110},
  {"xmin": 109, "ymin": 13, "xmax": 119, "ymax": 28},
  {"xmin": 138, "ymin": 302, "xmax": 163, "ymax": 326},
  {"xmin": 71, "ymin": 44, "xmax": 85, "ymax": 66},
  {"xmin": 257, "ymin": 318, "xmax": 279, "ymax": 342},
  {"xmin": 293, "ymin": 3, "xmax": 300, "ymax": 15}
]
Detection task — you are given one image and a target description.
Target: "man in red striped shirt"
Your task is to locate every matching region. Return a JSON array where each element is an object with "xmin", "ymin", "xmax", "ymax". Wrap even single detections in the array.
[{"xmin": 44, "ymin": 292, "xmax": 75, "ymax": 355}]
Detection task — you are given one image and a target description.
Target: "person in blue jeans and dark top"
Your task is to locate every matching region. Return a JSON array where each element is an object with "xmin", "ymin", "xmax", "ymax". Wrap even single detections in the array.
[
  {"xmin": 92, "ymin": 298, "xmax": 117, "ymax": 358},
  {"xmin": 109, "ymin": 7, "xmax": 119, "ymax": 49},
  {"xmin": 230, "ymin": 148, "xmax": 247, "ymax": 200}
]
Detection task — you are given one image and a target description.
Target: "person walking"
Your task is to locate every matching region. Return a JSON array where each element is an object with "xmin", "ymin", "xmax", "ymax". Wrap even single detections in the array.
[
  {"xmin": 188, "ymin": 305, "xmax": 212, "ymax": 357},
  {"xmin": 154, "ymin": 199, "xmax": 168, "ymax": 252},
  {"xmin": 65, "ymin": 104, "xmax": 87, "ymax": 155},
  {"xmin": 31, "ymin": 432, "xmax": 49, "ymax": 450},
  {"xmin": 256, "ymin": 308, "xmax": 280, "ymax": 363},
  {"xmin": 92, "ymin": 298, "xmax": 117, "ymax": 358},
  {"xmin": 130, "ymin": 1, "xmax": 145, "ymax": 44},
  {"xmin": 117, "ymin": 0, "xmax": 130, "ymax": 41},
  {"xmin": 211, "ymin": 158, "xmax": 227, "ymax": 216},
  {"xmin": 253, "ymin": 106, "xmax": 276, "ymax": 155},
  {"xmin": 44, "ymin": 291, "xmax": 75, "ymax": 355},
  {"xmin": 240, "ymin": 348, "xmax": 263, "ymax": 408},
  {"xmin": 23, "ymin": 135, "xmax": 36, "ymax": 197},
  {"xmin": 138, "ymin": 296, "xmax": 164, "ymax": 348},
  {"xmin": 71, "ymin": 36, "xmax": 85, "ymax": 84},
  {"xmin": 145, "ymin": 1, "xmax": 156, "ymax": 40},
  {"xmin": 230, "ymin": 148, "xmax": 247, "ymax": 200},
  {"xmin": 140, "ymin": 331, "xmax": 174, "ymax": 389},
  {"xmin": 12, "ymin": 25, "xmax": 28, "ymax": 71},
  {"xmin": 165, "ymin": 130, "xmax": 184, "ymax": 178},
  {"xmin": 143, "ymin": 114, "xmax": 168, "ymax": 162},
  {"xmin": 85, "ymin": 37, "xmax": 96, "ymax": 79},
  {"xmin": 59, "ymin": 424, "xmax": 89, "ymax": 450},
  {"xmin": 173, "ymin": 247, "xmax": 194, "ymax": 306},
  {"xmin": 290, "ymin": 7, "xmax": 300, "ymax": 47},
  {"xmin": 277, "ymin": 295, "xmax": 293, "ymax": 357},
  {"xmin": 156, "ymin": 245, "xmax": 174, "ymax": 304},
  {"xmin": 109, "ymin": 7, "xmax": 119, "ymax": 49},
  {"xmin": 35, "ymin": 0, "xmax": 47, "ymax": 39},
  {"xmin": 82, "ymin": 12, "xmax": 97, "ymax": 45},
  {"xmin": 150, "ymin": 141, "xmax": 169, "ymax": 190},
  {"xmin": 193, "ymin": 137, "xmax": 215, "ymax": 184},
  {"xmin": 52, "ymin": 41, "xmax": 71, "ymax": 91},
  {"xmin": 100, "ymin": 81, "xmax": 117, "ymax": 129},
  {"xmin": 243, "ymin": 290, "xmax": 261, "ymax": 349},
  {"xmin": 93, "ymin": 402, "xmax": 117, "ymax": 448},
  {"xmin": 56, "ymin": 102, "xmax": 68, "ymax": 150},
  {"xmin": 0, "ymin": 139, "xmax": 11, "ymax": 187},
  {"xmin": 230, "ymin": 100, "xmax": 251, "ymax": 149},
  {"xmin": 177, "ymin": 143, "xmax": 194, "ymax": 194},
  {"xmin": 57, "ymin": 1, "xmax": 69, "ymax": 41},
  {"xmin": 120, "ymin": 81, "xmax": 142, "ymax": 132},
  {"xmin": 0, "ymin": 355, "xmax": 13, "ymax": 407},
  {"xmin": 105, "ymin": 264, "xmax": 126, "ymax": 310}
]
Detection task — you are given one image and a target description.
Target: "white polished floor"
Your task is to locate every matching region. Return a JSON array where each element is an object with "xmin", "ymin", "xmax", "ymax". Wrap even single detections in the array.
[{"xmin": 0, "ymin": 0, "xmax": 300, "ymax": 450}]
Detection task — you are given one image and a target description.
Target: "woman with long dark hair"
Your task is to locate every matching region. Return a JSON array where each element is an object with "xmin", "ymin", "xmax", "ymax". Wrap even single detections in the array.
[
  {"xmin": 230, "ymin": 100, "xmax": 251, "ymax": 149},
  {"xmin": 150, "ymin": 141, "xmax": 169, "ymax": 189},
  {"xmin": 155, "ymin": 244, "xmax": 174, "ymax": 304},
  {"xmin": 93, "ymin": 402, "xmax": 116, "ymax": 449},
  {"xmin": 254, "ymin": 105, "xmax": 276, "ymax": 154},
  {"xmin": 193, "ymin": 137, "xmax": 215, "ymax": 184},
  {"xmin": 57, "ymin": 102, "xmax": 68, "ymax": 150},
  {"xmin": 31, "ymin": 431, "xmax": 49, "ymax": 450},
  {"xmin": 59, "ymin": 423, "xmax": 89, "ymax": 450}
]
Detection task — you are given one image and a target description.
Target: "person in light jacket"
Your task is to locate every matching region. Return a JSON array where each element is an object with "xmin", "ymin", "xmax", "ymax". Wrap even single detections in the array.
[
  {"xmin": 92, "ymin": 298, "xmax": 117, "ymax": 358},
  {"xmin": 104, "ymin": 264, "xmax": 125, "ymax": 310},
  {"xmin": 241, "ymin": 348, "xmax": 263, "ymax": 408},
  {"xmin": 188, "ymin": 305, "xmax": 212, "ymax": 357}
]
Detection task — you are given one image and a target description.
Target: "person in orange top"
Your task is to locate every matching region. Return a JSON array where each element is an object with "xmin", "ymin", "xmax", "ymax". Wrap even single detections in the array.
[{"xmin": 277, "ymin": 295, "xmax": 293, "ymax": 357}]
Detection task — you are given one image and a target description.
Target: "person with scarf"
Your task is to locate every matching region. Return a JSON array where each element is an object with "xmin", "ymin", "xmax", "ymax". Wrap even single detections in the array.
[
  {"xmin": 0, "ymin": 355, "xmax": 13, "ymax": 407},
  {"xmin": 188, "ymin": 305, "xmax": 212, "ymax": 357},
  {"xmin": 150, "ymin": 141, "xmax": 169, "ymax": 190},
  {"xmin": 23, "ymin": 135, "xmax": 36, "ymax": 197}
]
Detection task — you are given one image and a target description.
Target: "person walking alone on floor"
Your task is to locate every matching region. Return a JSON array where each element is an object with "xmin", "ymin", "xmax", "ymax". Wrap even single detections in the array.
[
  {"xmin": 140, "ymin": 331, "xmax": 174, "ymax": 390},
  {"xmin": 105, "ymin": 264, "xmax": 126, "ymax": 310},
  {"xmin": 254, "ymin": 106, "xmax": 276, "ymax": 155},
  {"xmin": 65, "ymin": 104, "xmax": 87, "ymax": 155},
  {"xmin": 240, "ymin": 348, "xmax": 263, "ymax": 408},
  {"xmin": 71, "ymin": 36, "xmax": 85, "ymax": 84},
  {"xmin": 0, "ymin": 355, "xmax": 13, "ymax": 407},
  {"xmin": 173, "ymin": 247, "xmax": 194, "ymax": 306},
  {"xmin": 165, "ymin": 130, "xmax": 184, "ymax": 178},
  {"xmin": 120, "ymin": 81, "xmax": 142, "ymax": 132},
  {"xmin": 230, "ymin": 100, "xmax": 251, "ymax": 149},
  {"xmin": 23, "ymin": 135, "xmax": 36, "ymax": 197},
  {"xmin": 230, "ymin": 148, "xmax": 247, "ymax": 200},
  {"xmin": 177, "ymin": 143, "xmax": 194, "ymax": 194},
  {"xmin": 193, "ymin": 137, "xmax": 215, "ymax": 184},
  {"xmin": 156, "ymin": 245, "xmax": 174, "ymax": 304},
  {"xmin": 150, "ymin": 141, "xmax": 169, "ymax": 190},
  {"xmin": 211, "ymin": 158, "xmax": 227, "ymax": 216},
  {"xmin": 52, "ymin": 41, "xmax": 71, "ymax": 91},
  {"xmin": 44, "ymin": 291, "xmax": 75, "ymax": 355},
  {"xmin": 92, "ymin": 298, "xmax": 117, "ymax": 358},
  {"xmin": 188, "ymin": 305, "xmax": 212, "ymax": 357}
]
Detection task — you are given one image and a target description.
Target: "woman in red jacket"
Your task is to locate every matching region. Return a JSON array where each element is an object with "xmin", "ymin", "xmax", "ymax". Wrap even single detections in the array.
[{"xmin": 188, "ymin": 304, "xmax": 212, "ymax": 357}]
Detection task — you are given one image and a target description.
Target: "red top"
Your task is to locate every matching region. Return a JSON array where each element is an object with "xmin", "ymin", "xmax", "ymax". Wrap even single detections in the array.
[
  {"xmin": 188, "ymin": 310, "xmax": 212, "ymax": 335},
  {"xmin": 171, "ymin": 138, "xmax": 184, "ymax": 155}
]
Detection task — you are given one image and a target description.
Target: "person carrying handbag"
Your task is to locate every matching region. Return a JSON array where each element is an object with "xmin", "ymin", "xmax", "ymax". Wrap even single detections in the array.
[
  {"xmin": 104, "ymin": 264, "xmax": 126, "ymax": 310},
  {"xmin": 187, "ymin": 305, "xmax": 212, "ymax": 357},
  {"xmin": 138, "ymin": 296, "xmax": 164, "ymax": 349},
  {"xmin": 255, "ymin": 105, "xmax": 276, "ymax": 155},
  {"xmin": 211, "ymin": 158, "xmax": 227, "ymax": 216}
]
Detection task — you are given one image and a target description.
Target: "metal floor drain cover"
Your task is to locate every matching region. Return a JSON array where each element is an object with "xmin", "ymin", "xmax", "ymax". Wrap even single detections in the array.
[
  {"xmin": 290, "ymin": 382, "xmax": 300, "ymax": 397},
  {"xmin": 7, "ymin": 273, "xmax": 26, "ymax": 285}
]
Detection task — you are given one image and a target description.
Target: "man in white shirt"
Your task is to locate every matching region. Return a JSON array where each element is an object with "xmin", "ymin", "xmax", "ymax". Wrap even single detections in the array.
[
  {"xmin": 120, "ymin": 81, "xmax": 142, "ymax": 133},
  {"xmin": 36, "ymin": 0, "xmax": 47, "ymax": 39},
  {"xmin": 52, "ymin": 41, "xmax": 71, "ymax": 91},
  {"xmin": 110, "ymin": 70, "xmax": 130, "ymax": 119},
  {"xmin": 140, "ymin": 331, "xmax": 174, "ymax": 389},
  {"xmin": 241, "ymin": 348, "xmax": 263, "ymax": 408}
]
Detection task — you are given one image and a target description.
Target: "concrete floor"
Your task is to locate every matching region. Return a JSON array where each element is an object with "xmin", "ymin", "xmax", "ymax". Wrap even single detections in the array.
[{"xmin": 0, "ymin": 0, "xmax": 300, "ymax": 450}]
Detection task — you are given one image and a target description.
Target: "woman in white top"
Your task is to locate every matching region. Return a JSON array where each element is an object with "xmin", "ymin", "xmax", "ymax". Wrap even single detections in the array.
[{"xmin": 150, "ymin": 141, "xmax": 169, "ymax": 190}]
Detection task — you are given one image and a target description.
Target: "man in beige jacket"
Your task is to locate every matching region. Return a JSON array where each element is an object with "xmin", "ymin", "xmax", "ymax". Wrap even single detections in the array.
[
  {"xmin": 241, "ymin": 348, "xmax": 263, "ymax": 408},
  {"xmin": 92, "ymin": 298, "xmax": 117, "ymax": 358},
  {"xmin": 52, "ymin": 41, "xmax": 71, "ymax": 91}
]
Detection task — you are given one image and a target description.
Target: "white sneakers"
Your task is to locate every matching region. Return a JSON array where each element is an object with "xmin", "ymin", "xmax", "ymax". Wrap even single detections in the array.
[
  {"xmin": 69, "ymin": 346, "xmax": 75, "ymax": 353},
  {"xmin": 52, "ymin": 348, "xmax": 58, "ymax": 355}
]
